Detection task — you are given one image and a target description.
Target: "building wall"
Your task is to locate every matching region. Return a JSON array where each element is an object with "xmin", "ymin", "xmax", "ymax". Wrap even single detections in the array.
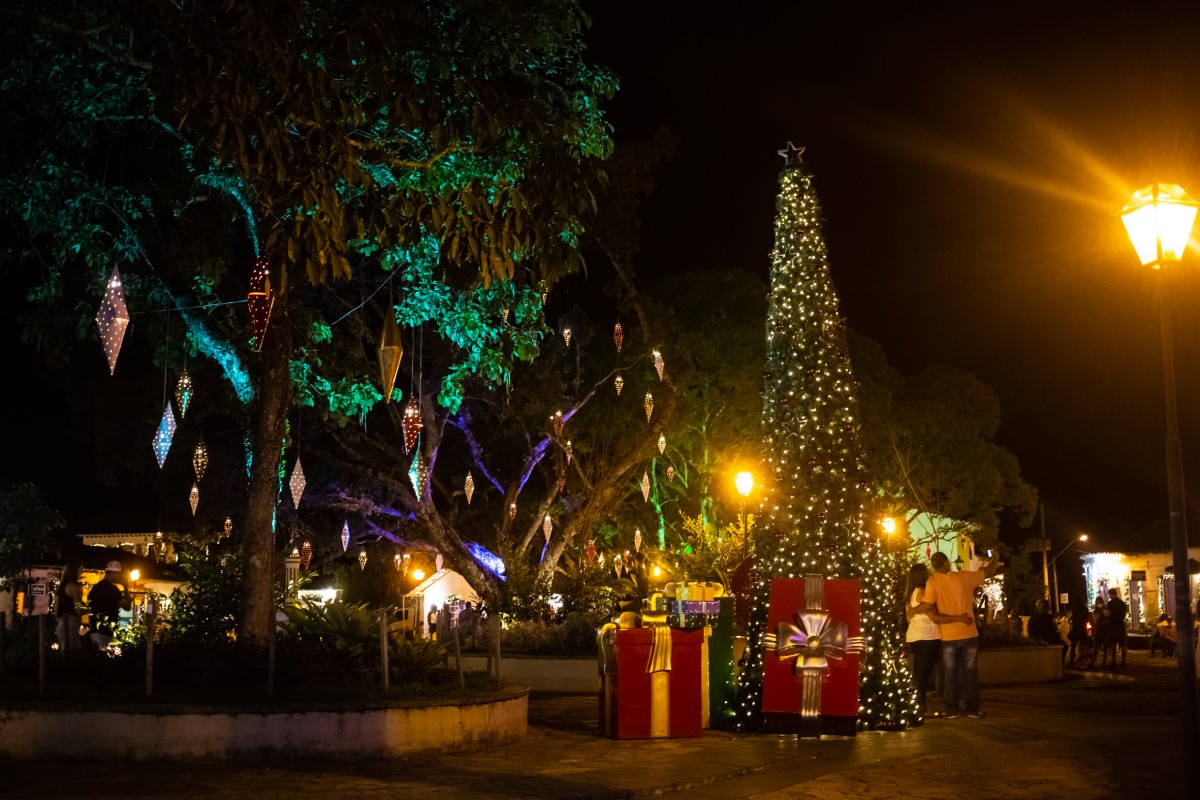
[{"xmin": 1081, "ymin": 548, "xmax": 1200, "ymax": 627}]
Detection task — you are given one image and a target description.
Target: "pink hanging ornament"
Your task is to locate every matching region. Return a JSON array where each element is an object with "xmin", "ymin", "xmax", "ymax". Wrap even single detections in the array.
[{"xmin": 95, "ymin": 267, "xmax": 130, "ymax": 375}]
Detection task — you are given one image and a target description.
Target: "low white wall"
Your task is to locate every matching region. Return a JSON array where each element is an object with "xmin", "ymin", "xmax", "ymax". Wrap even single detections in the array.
[
  {"xmin": 979, "ymin": 645, "xmax": 1063, "ymax": 684},
  {"xmin": 0, "ymin": 690, "xmax": 528, "ymax": 762},
  {"xmin": 462, "ymin": 654, "xmax": 598, "ymax": 693}
]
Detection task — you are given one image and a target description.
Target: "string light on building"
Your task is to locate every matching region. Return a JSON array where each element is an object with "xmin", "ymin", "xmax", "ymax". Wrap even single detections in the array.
[{"xmin": 95, "ymin": 266, "xmax": 130, "ymax": 375}]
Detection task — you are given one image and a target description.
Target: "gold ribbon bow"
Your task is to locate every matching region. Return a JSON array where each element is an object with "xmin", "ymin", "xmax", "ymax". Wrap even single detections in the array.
[{"xmin": 765, "ymin": 610, "xmax": 856, "ymax": 676}]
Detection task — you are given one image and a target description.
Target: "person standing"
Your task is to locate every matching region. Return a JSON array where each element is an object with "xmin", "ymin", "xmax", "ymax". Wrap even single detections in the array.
[
  {"xmin": 1068, "ymin": 595, "xmax": 1089, "ymax": 667},
  {"xmin": 916, "ymin": 550, "xmax": 1001, "ymax": 719},
  {"xmin": 54, "ymin": 560, "xmax": 84, "ymax": 652},
  {"xmin": 904, "ymin": 563, "xmax": 950, "ymax": 721},
  {"xmin": 85, "ymin": 561, "xmax": 131, "ymax": 646},
  {"xmin": 1088, "ymin": 596, "xmax": 1109, "ymax": 668},
  {"xmin": 1106, "ymin": 588, "xmax": 1128, "ymax": 667}
]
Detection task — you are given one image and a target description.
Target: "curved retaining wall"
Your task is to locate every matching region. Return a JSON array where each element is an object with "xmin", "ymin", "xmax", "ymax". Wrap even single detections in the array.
[{"xmin": 0, "ymin": 687, "xmax": 528, "ymax": 762}]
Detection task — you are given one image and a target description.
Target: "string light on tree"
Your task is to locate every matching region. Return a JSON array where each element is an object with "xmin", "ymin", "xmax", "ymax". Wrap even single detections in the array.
[
  {"xmin": 614, "ymin": 373, "xmax": 624, "ymax": 396},
  {"xmin": 246, "ymin": 256, "xmax": 274, "ymax": 350},
  {"xmin": 613, "ymin": 321, "xmax": 624, "ymax": 352},
  {"xmin": 193, "ymin": 440, "xmax": 208, "ymax": 482},
  {"xmin": 653, "ymin": 350, "xmax": 664, "ymax": 381},
  {"xmin": 289, "ymin": 458, "xmax": 306, "ymax": 509},
  {"xmin": 175, "ymin": 370, "xmax": 193, "ymax": 418},
  {"xmin": 95, "ymin": 266, "xmax": 130, "ymax": 375},
  {"xmin": 151, "ymin": 405, "xmax": 177, "ymax": 469},
  {"xmin": 734, "ymin": 142, "xmax": 916, "ymax": 732},
  {"xmin": 464, "ymin": 471, "xmax": 475, "ymax": 504},
  {"xmin": 643, "ymin": 393, "xmax": 654, "ymax": 423}
]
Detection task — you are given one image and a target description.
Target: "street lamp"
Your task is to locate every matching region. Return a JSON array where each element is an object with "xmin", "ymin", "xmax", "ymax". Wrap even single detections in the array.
[
  {"xmin": 1049, "ymin": 534, "xmax": 1087, "ymax": 613},
  {"xmin": 734, "ymin": 471, "xmax": 754, "ymax": 564},
  {"xmin": 1122, "ymin": 182, "xmax": 1199, "ymax": 793}
]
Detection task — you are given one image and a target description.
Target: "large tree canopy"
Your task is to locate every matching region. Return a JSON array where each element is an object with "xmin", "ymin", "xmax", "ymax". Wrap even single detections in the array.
[{"xmin": 1, "ymin": 0, "xmax": 616, "ymax": 644}]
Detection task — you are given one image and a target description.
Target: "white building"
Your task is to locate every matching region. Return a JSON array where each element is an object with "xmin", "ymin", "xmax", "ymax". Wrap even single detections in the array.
[{"xmin": 1080, "ymin": 547, "xmax": 1200, "ymax": 628}]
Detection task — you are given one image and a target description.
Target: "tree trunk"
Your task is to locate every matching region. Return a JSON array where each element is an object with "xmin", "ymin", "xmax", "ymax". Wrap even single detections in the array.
[{"xmin": 239, "ymin": 303, "xmax": 292, "ymax": 648}]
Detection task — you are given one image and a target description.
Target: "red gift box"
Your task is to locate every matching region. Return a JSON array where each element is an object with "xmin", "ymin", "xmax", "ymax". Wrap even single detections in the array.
[
  {"xmin": 762, "ymin": 577, "xmax": 861, "ymax": 736},
  {"xmin": 599, "ymin": 626, "xmax": 703, "ymax": 738}
]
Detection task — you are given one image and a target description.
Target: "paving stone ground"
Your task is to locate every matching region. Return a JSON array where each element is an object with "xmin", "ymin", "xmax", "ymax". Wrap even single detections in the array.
[{"xmin": 2, "ymin": 650, "xmax": 1191, "ymax": 799}]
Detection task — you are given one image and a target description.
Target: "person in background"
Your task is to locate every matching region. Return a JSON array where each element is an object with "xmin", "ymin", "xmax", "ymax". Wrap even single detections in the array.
[
  {"xmin": 1088, "ymin": 596, "xmax": 1109, "ymax": 668},
  {"xmin": 1068, "ymin": 595, "xmax": 1089, "ymax": 667},
  {"xmin": 1105, "ymin": 587, "xmax": 1128, "ymax": 668},
  {"xmin": 916, "ymin": 551, "xmax": 1001, "ymax": 720},
  {"xmin": 1055, "ymin": 608, "xmax": 1072, "ymax": 666},
  {"xmin": 54, "ymin": 560, "xmax": 84, "ymax": 652},
  {"xmin": 1028, "ymin": 599, "xmax": 1065, "ymax": 665},
  {"xmin": 85, "ymin": 561, "xmax": 131, "ymax": 647}
]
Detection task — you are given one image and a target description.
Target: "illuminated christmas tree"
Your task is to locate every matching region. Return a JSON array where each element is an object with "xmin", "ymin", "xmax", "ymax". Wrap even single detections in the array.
[{"xmin": 736, "ymin": 143, "xmax": 916, "ymax": 731}]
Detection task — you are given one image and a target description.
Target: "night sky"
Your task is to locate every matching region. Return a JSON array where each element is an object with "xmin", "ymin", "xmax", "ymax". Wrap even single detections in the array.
[
  {"xmin": 7, "ymin": 2, "xmax": 1200, "ymax": 562},
  {"xmin": 585, "ymin": 1, "xmax": 1200, "ymax": 552}
]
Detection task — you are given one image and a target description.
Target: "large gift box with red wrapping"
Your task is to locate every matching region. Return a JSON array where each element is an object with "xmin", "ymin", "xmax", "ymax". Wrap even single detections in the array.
[
  {"xmin": 761, "ymin": 577, "xmax": 861, "ymax": 736},
  {"xmin": 599, "ymin": 626, "xmax": 704, "ymax": 738}
]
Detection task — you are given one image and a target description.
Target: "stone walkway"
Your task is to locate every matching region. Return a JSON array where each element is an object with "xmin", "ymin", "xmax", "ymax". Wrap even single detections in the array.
[{"xmin": 1, "ymin": 650, "xmax": 1190, "ymax": 799}]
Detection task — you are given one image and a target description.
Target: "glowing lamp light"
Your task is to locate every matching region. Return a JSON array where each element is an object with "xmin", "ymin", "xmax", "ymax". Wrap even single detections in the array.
[
  {"xmin": 95, "ymin": 266, "xmax": 130, "ymax": 375},
  {"xmin": 1121, "ymin": 183, "xmax": 1198, "ymax": 267},
  {"xmin": 377, "ymin": 308, "xmax": 404, "ymax": 403},
  {"xmin": 881, "ymin": 517, "xmax": 896, "ymax": 536},
  {"xmin": 289, "ymin": 457, "xmax": 306, "ymax": 509},
  {"xmin": 735, "ymin": 471, "xmax": 755, "ymax": 498},
  {"xmin": 411, "ymin": 568, "xmax": 426, "ymax": 582},
  {"xmin": 151, "ymin": 405, "xmax": 177, "ymax": 469},
  {"xmin": 652, "ymin": 565, "xmax": 662, "ymax": 577},
  {"xmin": 129, "ymin": 569, "xmax": 140, "ymax": 582}
]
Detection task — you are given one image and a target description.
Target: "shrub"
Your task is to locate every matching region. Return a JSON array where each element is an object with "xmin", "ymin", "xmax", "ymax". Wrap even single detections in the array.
[{"xmin": 388, "ymin": 636, "xmax": 447, "ymax": 684}]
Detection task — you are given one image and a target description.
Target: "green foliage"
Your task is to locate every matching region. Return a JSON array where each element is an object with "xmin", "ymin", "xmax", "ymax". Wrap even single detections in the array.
[
  {"xmin": 0, "ymin": 482, "xmax": 66, "ymax": 587},
  {"xmin": 164, "ymin": 550, "xmax": 243, "ymax": 646},
  {"xmin": 672, "ymin": 512, "xmax": 751, "ymax": 584},
  {"xmin": 552, "ymin": 554, "xmax": 617, "ymax": 617},
  {"xmin": 388, "ymin": 636, "xmax": 448, "ymax": 684},
  {"xmin": 280, "ymin": 599, "xmax": 381, "ymax": 676},
  {"xmin": 493, "ymin": 551, "xmax": 555, "ymax": 624},
  {"xmin": 500, "ymin": 610, "xmax": 608, "ymax": 655}
]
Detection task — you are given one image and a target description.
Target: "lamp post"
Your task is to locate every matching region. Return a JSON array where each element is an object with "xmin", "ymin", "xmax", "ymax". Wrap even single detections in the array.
[
  {"xmin": 1121, "ymin": 182, "xmax": 1199, "ymax": 793},
  {"xmin": 1049, "ymin": 534, "xmax": 1088, "ymax": 614},
  {"xmin": 735, "ymin": 471, "xmax": 754, "ymax": 563}
]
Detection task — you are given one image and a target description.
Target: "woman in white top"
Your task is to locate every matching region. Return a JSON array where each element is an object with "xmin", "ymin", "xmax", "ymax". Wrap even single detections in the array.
[{"xmin": 905, "ymin": 562, "xmax": 940, "ymax": 720}]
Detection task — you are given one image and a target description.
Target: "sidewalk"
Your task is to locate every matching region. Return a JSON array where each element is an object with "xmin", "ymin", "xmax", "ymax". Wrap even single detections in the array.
[{"xmin": 1, "ymin": 650, "xmax": 1189, "ymax": 799}]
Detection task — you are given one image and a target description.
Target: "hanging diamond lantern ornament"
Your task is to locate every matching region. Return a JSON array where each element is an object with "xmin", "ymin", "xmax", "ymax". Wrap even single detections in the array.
[
  {"xmin": 408, "ymin": 452, "xmax": 426, "ymax": 496},
  {"xmin": 402, "ymin": 552, "xmax": 411, "ymax": 576},
  {"xmin": 557, "ymin": 471, "xmax": 566, "ymax": 493},
  {"xmin": 565, "ymin": 440, "xmax": 573, "ymax": 464},
  {"xmin": 341, "ymin": 520, "xmax": 350, "ymax": 552},
  {"xmin": 643, "ymin": 393, "xmax": 654, "ymax": 423},
  {"xmin": 300, "ymin": 540, "xmax": 313, "ymax": 570},
  {"xmin": 95, "ymin": 266, "xmax": 131, "ymax": 375},
  {"xmin": 508, "ymin": 502, "xmax": 517, "ymax": 520},
  {"xmin": 613, "ymin": 321, "xmax": 624, "ymax": 353},
  {"xmin": 552, "ymin": 410, "xmax": 564, "ymax": 439},
  {"xmin": 223, "ymin": 516, "xmax": 233, "ymax": 539},
  {"xmin": 562, "ymin": 325, "xmax": 573, "ymax": 347},
  {"xmin": 667, "ymin": 465, "xmax": 675, "ymax": 482},
  {"xmin": 653, "ymin": 350, "xmax": 664, "ymax": 381},
  {"xmin": 464, "ymin": 471, "xmax": 475, "ymax": 504},
  {"xmin": 151, "ymin": 405, "xmax": 177, "ymax": 469},
  {"xmin": 193, "ymin": 440, "xmax": 208, "ymax": 482},
  {"xmin": 402, "ymin": 398, "xmax": 421, "ymax": 454},
  {"xmin": 358, "ymin": 547, "xmax": 368, "ymax": 571},
  {"xmin": 634, "ymin": 529, "xmax": 643, "ymax": 553},
  {"xmin": 657, "ymin": 433, "xmax": 666, "ymax": 454},
  {"xmin": 394, "ymin": 552, "xmax": 402, "ymax": 571},
  {"xmin": 289, "ymin": 457, "xmax": 306, "ymax": 509},
  {"xmin": 377, "ymin": 308, "xmax": 404, "ymax": 403},
  {"xmin": 436, "ymin": 552, "xmax": 443, "ymax": 572},
  {"xmin": 614, "ymin": 373, "xmax": 624, "ymax": 396},
  {"xmin": 247, "ymin": 256, "xmax": 275, "ymax": 351},
  {"xmin": 175, "ymin": 370, "xmax": 193, "ymax": 418},
  {"xmin": 641, "ymin": 471, "xmax": 650, "ymax": 502},
  {"xmin": 543, "ymin": 515, "xmax": 553, "ymax": 542},
  {"xmin": 189, "ymin": 483, "xmax": 200, "ymax": 516},
  {"xmin": 586, "ymin": 540, "xmax": 597, "ymax": 565}
]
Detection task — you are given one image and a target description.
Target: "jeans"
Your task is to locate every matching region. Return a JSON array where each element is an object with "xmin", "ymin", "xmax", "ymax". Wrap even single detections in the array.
[
  {"xmin": 940, "ymin": 637, "xmax": 980, "ymax": 714},
  {"xmin": 910, "ymin": 639, "xmax": 940, "ymax": 713}
]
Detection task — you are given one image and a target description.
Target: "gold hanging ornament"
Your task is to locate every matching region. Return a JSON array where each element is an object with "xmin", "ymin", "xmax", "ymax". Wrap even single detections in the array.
[
  {"xmin": 543, "ymin": 515, "xmax": 553, "ymax": 542},
  {"xmin": 300, "ymin": 540, "xmax": 313, "ymax": 570},
  {"xmin": 223, "ymin": 516, "xmax": 233, "ymax": 539},
  {"xmin": 552, "ymin": 410, "xmax": 564, "ymax": 439},
  {"xmin": 289, "ymin": 457, "xmax": 306, "ymax": 509},
  {"xmin": 508, "ymin": 502, "xmax": 517, "ymax": 520},
  {"xmin": 464, "ymin": 471, "xmax": 475, "ymax": 504},
  {"xmin": 175, "ymin": 370, "xmax": 193, "ymax": 418},
  {"xmin": 562, "ymin": 325, "xmax": 573, "ymax": 347},
  {"xmin": 402, "ymin": 552, "xmax": 411, "ymax": 576},
  {"xmin": 667, "ymin": 465, "xmax": 675, "ymax": 482},
  {"xmin": 501, "ymin": 308, "xmax": 509, "ymax": 323},
  {"xmin": 614, "ymin": 373, "xmax": 624, "ymax": 396},
  {"xmin": 402, "ymin": 399, "xmax": 421, "ymax": 454},
  {"xmin": 246, "ymin": 256, "xmax": 275, "ymax": 351},
  {"xmin": 557, "ymin": 471, "xmax": 566, "ymax": 492},
  {"xmin": 377, "ymin": 308, "xmax": 404, "ymax": 403},
  {"xmin": 95, "ymin": 266, "xmax": 131, "ymax": 375},
  {"xmin": 641, "ymin": 471, "xmax": 650, "ymax": 502},
  {"xmin": 341, "ymin": 520, "xmax": 350, "ymax": 552},
  {"xmin": 189, "ymin": 483, "xmax": 199, "ymax": 516},
  {"xmin": 643, "ymin": 393, "xmax": 654, "ymax": 423},
  {"xmin": 653, "ymin": 350, "xmax": 664, "ymax": 381},
  {"xmin": 613, "ymin": 321, "xmax": 624, "ymax": 353},
  {"xmin": 358, "ymin": 547, "xmax": 368, "ymax": 571},
  {"xmin": 657, "ymin": 433, "xmax": 666, "ymax": 454},
  {"xmin": 634, "ymin": 529, "xmax": 643, "ymax": 553},
  {"xmin": 193, "ymin": 440, "xmax": 208, "ymax": 482}
]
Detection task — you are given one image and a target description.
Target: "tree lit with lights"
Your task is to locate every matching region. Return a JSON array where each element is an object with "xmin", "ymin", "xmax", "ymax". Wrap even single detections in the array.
[{"xmin": 736, "ymin": 144, "xmax": 916, "ymax": 730}]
